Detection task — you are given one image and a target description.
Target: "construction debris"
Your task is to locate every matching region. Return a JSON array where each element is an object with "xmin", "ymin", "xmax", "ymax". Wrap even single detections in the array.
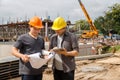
[
  {"xmin": 10, "ymin": 52, "xmax": 120, "ymax": 80},
  {"xmin": 75, "ymin": 52, "xmax": 120, "ymax": 80}
]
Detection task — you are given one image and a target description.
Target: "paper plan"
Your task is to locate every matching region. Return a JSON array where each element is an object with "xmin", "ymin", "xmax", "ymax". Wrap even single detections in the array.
[{"xmin": 29, "ymin": 50, "xmax": 54, "ymax": 69}]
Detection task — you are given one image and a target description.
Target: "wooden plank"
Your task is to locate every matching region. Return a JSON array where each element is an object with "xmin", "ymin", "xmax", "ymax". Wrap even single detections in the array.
[
  {"xmin": 0, "ymin": 70, "xmax": 19, "ymax": 80},
  {"xmin": 0, "ymin": 62, "xmax": 18, "ymax": 68},
  {"xmin": 75, "ymin": 53, "xmax": 113, "ymax": 60},
  {"xmin": 1, "ymin": 64, "xmax": 18, "ymax": 69},
  {"xmin": 0, "ymin": 66, "xmax": 18, "ymax": 73},
  {"xmin": 0, "ymin": 69, "xmax": 18, "ymax": 75},
  {"xmin": 0, "ymin": 57, "xmax": 19, "ymax": 80}
]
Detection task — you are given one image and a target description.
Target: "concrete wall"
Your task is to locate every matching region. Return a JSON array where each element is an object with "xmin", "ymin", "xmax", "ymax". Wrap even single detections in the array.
[
  {"xmin": 0, "ymin": 42, "xmax": 97, "ymax": 58},
  {"xmin": 0, "ymin": 44, "xmax": 13, "ymax": 58},
  {"xmin": 0, "ymin": 42, "xmax": 50, "ymax": 58},
  {"xmin": 79, "ymin": 43, "xmax": 97, "ymax": 56}
]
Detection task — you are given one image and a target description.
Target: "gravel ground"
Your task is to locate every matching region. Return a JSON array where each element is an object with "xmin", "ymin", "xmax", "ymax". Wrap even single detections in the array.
[{"xmin": 10, "ymin": 53, "xmax": 120, "ymax": 80}]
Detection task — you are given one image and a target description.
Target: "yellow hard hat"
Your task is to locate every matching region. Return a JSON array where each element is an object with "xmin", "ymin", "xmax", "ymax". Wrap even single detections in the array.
[
  {"xmin": 52, "ymin": 17, "xmax": 67, "ymax": 30},
  {"xmin": 28, "ymin": 16, "xmax": 43, "ymax": 29}
]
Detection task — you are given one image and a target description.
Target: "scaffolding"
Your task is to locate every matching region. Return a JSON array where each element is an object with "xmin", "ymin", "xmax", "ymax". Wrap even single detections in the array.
[{"xmin": 0, "ymin": 20, "xmax": 53, "ymax": 42}]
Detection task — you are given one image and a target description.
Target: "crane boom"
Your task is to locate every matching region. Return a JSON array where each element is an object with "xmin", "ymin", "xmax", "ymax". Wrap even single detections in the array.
[{"xmin": 78, "ymin": 0, "xmax": 98, "ymax": 38}]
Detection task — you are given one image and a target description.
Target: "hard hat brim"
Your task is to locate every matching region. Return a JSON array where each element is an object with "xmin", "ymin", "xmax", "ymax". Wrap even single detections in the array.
[
  {"xmin": 33, "ymin": 25, "xmax": 43, "ymax": 29},
  {"xmin": 52, "ymin": 25, "xmax": 66, "ymax": 30},
  {"xmin": 52, "ymin": 26, "xmax": 64, "ymax": 30}
]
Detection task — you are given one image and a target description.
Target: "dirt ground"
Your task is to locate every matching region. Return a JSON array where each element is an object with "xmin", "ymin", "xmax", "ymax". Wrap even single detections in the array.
[
  {"xmin": 11, "ymin": 52, "xmax": 120, "ymax": 80},
  {"xmin": 75, "ymin": 52, "xmax": 120, "ymax": 80}
]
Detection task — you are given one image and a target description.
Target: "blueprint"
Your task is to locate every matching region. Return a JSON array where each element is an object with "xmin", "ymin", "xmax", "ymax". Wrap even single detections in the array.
[{"xmin": 29, "ymin": 50, "xmax": 54, "ymax": 69}]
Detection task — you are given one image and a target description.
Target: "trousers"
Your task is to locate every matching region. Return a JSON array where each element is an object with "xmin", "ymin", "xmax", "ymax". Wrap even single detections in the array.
[
  {"xmin": 53, "ymin": 69, "xmax": 75, "ymax": 80},
  {"xmin": 21, "ymin": 74, "xmax": 43, "ymax": 80}
]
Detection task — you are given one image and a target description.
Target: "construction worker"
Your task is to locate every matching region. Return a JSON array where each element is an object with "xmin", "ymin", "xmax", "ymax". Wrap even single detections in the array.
[
  {"xmin": 12, "ymin": 16, "xmax": 46, "ymax": 80},
  {"xmin": 49, "ymin": 17, "xmax": 79, "ymax": 80}
]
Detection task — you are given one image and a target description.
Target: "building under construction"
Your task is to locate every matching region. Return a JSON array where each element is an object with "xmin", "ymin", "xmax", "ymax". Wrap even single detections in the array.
[{"xmin": 0, "ymin": 19, "xmax": 53, "ymax": 42}]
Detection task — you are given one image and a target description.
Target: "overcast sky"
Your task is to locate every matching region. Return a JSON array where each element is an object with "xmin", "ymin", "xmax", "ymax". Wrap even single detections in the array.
[{"xmin": 0, "ymin": 0, "xmax": 120, "ymax": 24}]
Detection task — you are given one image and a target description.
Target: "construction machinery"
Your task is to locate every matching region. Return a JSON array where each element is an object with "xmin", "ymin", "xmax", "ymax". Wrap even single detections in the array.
[{"xmin": 78, "ymin": 0, "xmax": 98, "ymax": 38}]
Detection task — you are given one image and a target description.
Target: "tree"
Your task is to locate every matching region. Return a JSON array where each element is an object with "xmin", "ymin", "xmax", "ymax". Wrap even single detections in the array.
[
  {"xmin": 74, "ymin": 20, "xmax": 89, "ymax": 30},
  {"xmin": 94, "ymin": 3, "xmax": 120, "ymax": 35}
]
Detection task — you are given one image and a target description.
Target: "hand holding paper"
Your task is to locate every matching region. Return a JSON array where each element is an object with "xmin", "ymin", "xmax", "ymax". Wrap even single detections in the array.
[
  {"xmin": 29, "ymin": 50, "xmax": 54, "ymax": 69},
  {"xmin": 52, "ymin": 48, "xmax": 68, "ymax": 56}
]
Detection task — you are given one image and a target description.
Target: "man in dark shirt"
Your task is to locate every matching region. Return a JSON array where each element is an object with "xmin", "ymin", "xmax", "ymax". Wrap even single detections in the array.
[
  {"xmin": 49, "ymin": 17, "xmax": 79, "ymax": 80},
  {"xmin": 12, "ymin": 16, "xmax": 45, "ymax": 80}
]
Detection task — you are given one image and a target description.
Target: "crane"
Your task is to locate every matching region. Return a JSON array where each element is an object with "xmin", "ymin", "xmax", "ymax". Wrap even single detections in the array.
[{"xmin": 78, "ymin": 0, "xmax": 98, "ymax": 38}]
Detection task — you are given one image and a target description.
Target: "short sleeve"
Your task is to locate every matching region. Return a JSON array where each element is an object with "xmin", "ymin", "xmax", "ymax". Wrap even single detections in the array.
[{"xmin": 14, "ymin": 36, "xmax": 23, "ymax": 49}]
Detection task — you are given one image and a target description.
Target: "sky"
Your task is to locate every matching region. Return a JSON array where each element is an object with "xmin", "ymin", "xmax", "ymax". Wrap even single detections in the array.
[{"xmin": 0, "ymin": 0, "xmax": 120, "ymax": 24}]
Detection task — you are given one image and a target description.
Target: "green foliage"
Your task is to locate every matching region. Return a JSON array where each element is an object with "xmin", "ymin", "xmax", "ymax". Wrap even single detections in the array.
[
  {"xmin": 102, "ymin": 45, "xmax": 120, "ymax": 53},
  {"xmin": 101, "ymin": 46, "xmax": 111, "ymax": 54},
  {"xmin": 94, "ymin": 3, "xmax": 120, "ymax": 35},
  {"xmin": 75, "ymin": 20, "xmax": 89, "ymax": 30},
  {"xmin": 114, "ymin": 45, "xmax": 120, "ymax": 51},
  {"xmin": 74, "ymin": 3, "xmax": 120, "ymax": 36},
  {"xmin": 71, "ymin": 20, "xmax": 89, "ymax": 34}
]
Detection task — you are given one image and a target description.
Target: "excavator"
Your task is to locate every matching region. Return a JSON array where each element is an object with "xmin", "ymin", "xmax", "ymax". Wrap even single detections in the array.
[{"xmin": 78, "ymin": 0, "xmax": 98, "ymax": 38}]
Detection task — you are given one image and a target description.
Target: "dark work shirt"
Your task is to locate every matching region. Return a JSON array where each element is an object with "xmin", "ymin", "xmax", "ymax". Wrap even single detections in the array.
[
  {"xmin": 49, "ymin": 31, "xmax": 79, "ymax": 72},
  {"xmin": 14, "ymin": 33, "xmax": 45, "ymax": 75}
]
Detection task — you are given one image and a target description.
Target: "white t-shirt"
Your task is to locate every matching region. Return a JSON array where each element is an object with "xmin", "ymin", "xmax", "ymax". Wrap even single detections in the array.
[{"xmin": 54, "ymin": 35, "xmax": 63, "ymax": 70}]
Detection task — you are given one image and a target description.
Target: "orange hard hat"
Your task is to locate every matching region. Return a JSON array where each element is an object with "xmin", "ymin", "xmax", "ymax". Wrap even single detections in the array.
[{"xmin": 28, "ymin": 16, "xmax": 43, "ymax": 29}]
